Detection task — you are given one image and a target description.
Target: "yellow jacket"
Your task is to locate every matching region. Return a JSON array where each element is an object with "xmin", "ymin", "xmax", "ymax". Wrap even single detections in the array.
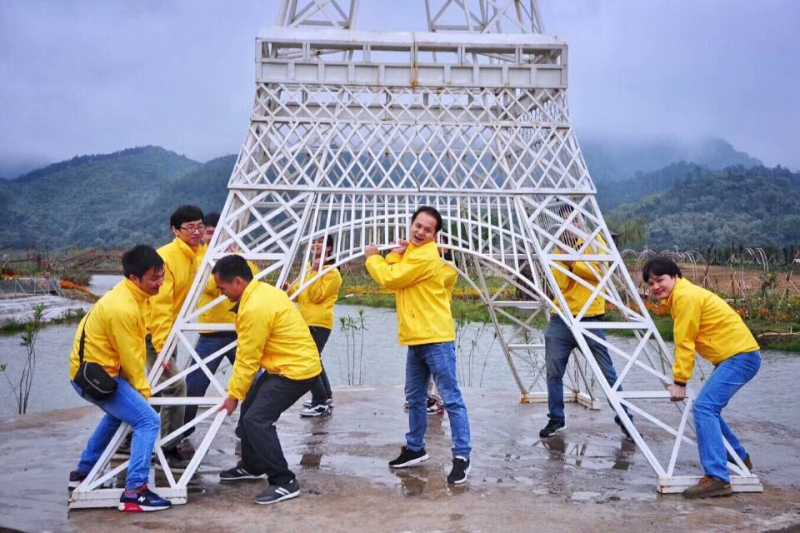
[
  {"xmin": 442, "ymin": 262, "xmax": 458, "ymax": 296},
  {"xmin": 69, "ymin": 279, "xmax": 152, "ymax": 398},
  {"xmin": 148, "ymin": 238, "xmax": 200, "ymax": 352},
  {"xmin": 289, "ymin": 265, "xmax": 343, "ymax": 329},
  {"xmin": 668, "ymin": 277, "xmax": 760, "ymax": 384},
  {"xmin": 366, "ymin": 241, "xmax": 455, "ymax": 346},
  {"xmin": 551, "ymin": 238, "xmax": 607, "ymax": 318},
  {"xmin": 227, "ymin": 281, "xmax": 321, "ymax": 400},
  {"xmin": 197, "ymin": 248, "xmax": 260, "ymax": 326}
]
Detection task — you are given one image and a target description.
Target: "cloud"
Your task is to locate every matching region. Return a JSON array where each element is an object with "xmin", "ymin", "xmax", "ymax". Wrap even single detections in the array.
[{"xmin": 1, "ymin": 0, "xmax": 798, "ymax": 170}]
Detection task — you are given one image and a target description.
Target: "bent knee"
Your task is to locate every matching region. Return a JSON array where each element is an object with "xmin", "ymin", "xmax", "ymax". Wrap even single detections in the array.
[
  {"xmin": 241, "ymin": 411, "xmax": 275, "ymax": 433},
  {"xmin": 134, "ymin": 408, "xmax": 160, "ymax": 431},
  {"xmin": 692, "ymin": 400, "xmax": 720, "ymax": 417}
]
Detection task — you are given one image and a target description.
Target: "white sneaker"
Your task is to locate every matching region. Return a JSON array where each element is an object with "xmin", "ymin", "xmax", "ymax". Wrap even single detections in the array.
[
  {"xmin": 300, "ymin": 404, "xmax": 332, "ymax": 418},
  {"xmin": 303, "ymin": 398, "xmax": 333, "ymax": 409}
]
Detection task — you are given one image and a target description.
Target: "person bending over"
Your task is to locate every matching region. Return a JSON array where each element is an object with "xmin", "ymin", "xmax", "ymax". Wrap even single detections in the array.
[
  {"xmin": 643, "ymin": 256, "xmax": 760, "ymax": 499},
  {"xmin": 69, "ymin": 245, "xmax": 171, "ymax": 512},
  {"xmin": 214, "ymin": 255, "xmax": 321, "ymax": 505}
]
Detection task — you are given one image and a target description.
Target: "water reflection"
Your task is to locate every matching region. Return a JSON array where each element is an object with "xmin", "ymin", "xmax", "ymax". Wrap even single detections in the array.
[{"xmin": 540, "ymin": 434, "xmax": 636, "ymax": 471}]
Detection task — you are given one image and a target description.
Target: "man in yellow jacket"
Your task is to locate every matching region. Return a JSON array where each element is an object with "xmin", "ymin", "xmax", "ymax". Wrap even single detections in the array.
[
  {"xmin": 644, "ymin": 257, "xmax": 760, "ymax": 499},
  {"xmin": 213, "ymin": 255, "xmax": 321, "ymax": 505},
  {"xmin": 365, "ymin": 206, "xmax": 472, "ymax": 485},
  {"xmin": 68, "ymin": 245, "xmax": 172, "ymax": 512},
  {"xmin": 540, "ymin": 233, "xmax": 633, "ymax": 440},
  {"xmin": 148, "ymin": 205, "xmax": 204, "ymax": 461},
  {"xmin": 288, "ymin": 235, "xmax": 343, "ymax": 418}
]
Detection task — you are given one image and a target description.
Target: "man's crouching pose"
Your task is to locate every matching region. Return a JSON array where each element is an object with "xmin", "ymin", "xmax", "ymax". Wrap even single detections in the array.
[
  {"xmin": 644, "ymin": 257, "xmax": 760, "ymax": 499},
  {"xmin": 214, "ymin": 255, "xmax": 321, "ymax": 505}
]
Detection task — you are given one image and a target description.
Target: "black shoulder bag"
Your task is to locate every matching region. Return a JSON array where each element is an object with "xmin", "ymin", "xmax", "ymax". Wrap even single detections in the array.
[{"xmin": 73, "ymin": 313, "xmax": 118, "ymax": 401}]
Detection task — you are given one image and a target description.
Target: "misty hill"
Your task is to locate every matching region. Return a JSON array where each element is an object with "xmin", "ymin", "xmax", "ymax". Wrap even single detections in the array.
[
  {"xmin": 596, "ymin": 161, "xmax": 709, "ymax": 211},
  {"xmin": 582, "ymin": 136, "xmax": 762, "ymax": 183},
  {"xmin": 128, "ymin": 154, "xmax": 237, "ymax": 246},
  {"xmin": 607, "ymin": 165, "xmax": 800, "ymax": 250},
  {"xmin": 0, "ymin": 141, "xmax": 786, "ymax": 251},
  {"xmin": 0, "ymin": 146, "xmax": 200, "ymax": 249}
]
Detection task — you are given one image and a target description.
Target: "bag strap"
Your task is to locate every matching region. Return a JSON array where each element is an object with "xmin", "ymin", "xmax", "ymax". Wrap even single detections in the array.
[{"xmin": 79, "ymin": 311, "xmax": 91, "ymax": 365}]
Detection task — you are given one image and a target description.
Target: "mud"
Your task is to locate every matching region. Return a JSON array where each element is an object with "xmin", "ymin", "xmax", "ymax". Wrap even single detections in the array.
[{"xmin": 2, "ymin": 388, "xmax": 799, "ymax": 532}]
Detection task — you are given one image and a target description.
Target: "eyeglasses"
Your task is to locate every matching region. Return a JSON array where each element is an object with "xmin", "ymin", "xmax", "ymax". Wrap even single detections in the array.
[{"xmin": 179, "ymin": 223, "xmax": 205, "ymax": 233}]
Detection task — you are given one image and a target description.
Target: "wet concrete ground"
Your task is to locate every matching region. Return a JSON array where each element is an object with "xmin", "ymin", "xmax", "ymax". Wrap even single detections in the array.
[{"xmin": 2, "ymin": 387, "xmax": 800, "ymax": 533}]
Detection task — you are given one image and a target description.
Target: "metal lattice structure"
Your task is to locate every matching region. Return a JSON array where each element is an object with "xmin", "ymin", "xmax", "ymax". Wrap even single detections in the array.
[{"xmin": 68, "ymin": 1, "xmax": 761, "ymax": 509}]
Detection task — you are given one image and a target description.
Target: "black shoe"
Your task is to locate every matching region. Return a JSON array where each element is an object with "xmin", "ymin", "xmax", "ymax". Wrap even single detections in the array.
[
  {"xmin": 727, "ymin": 452, "xmax": 753, "ymax": 470},
  {"xmin": 426, "ymin": 396, "xmax": 443, "ymax": 415},
  {"xmin": 219, "ymin": 465, "xmax": 265, "ymax": 482},
  {"xmin": 614, "ymin": 415, "xmax": 634, "ymax": 440},
  {"xmin": 539, "ymin": 419, "xmax": 566, "ymax": 438},
  {"xmin": 388, "ymin": 446, "xmax": 430, "ymax": 469},
  {"xmin": 176, "ymin": 438, "xmax": 195, "ymax": 460},
  {"xmin": 447, "ymin": 456, "xmax": 471, "ymax": 485},
  {"xmin": 255, "ymin": 478, "xmax": 300, "ymax": 505},
  {"xmin": 155, "ymin": 449, "xmax": 190, "ymax": 473},
  {"xmin": 69, "ymin": 470, "xmax": 87, "ymax": 490}
]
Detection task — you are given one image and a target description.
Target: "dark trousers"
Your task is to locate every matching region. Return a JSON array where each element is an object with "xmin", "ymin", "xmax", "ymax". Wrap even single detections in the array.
[
  {"xmin": 308, "ymin": 326, "xmax": 333, "ymax": 406},
  {"xmin": 238, "ymin": 372, "xmax": 316, "ymax": 485},
  {"xmin": 183, "ymin": 332, "xmax": 237, "ymax": 437}
]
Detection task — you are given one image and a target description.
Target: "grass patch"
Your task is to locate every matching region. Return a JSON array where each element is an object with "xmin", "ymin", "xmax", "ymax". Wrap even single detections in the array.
[{"xmin": 338, "ymin": 284, "xmax": 800, "ymax": 353}]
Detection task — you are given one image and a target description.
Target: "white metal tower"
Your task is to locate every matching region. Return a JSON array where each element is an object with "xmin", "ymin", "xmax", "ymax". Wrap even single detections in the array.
[{"xmin": 68, "ymin": 0, "xmax": 761, "ymax": 509}]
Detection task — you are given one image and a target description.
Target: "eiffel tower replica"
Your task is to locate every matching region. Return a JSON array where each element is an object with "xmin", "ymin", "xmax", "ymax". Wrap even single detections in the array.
[{"xmin": 69, "ymin": 0, "xmax": 761, "ymax": 508}]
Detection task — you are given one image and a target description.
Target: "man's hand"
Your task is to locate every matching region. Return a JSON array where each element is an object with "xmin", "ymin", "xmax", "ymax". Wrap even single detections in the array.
[
  {"xmin": 222, "ymin": 397, "xmax": 239, "ymax": 415},
  {"xmin": 364, "ymin": 244, "xmax": 379, "ymax": 258},
  {"xmin": 668, "ymin": 384, "xmax": 686, "ymax": 402},
  {"xmin": 391, "ymin": 240, "xmax": 409, "ymax": 255}
]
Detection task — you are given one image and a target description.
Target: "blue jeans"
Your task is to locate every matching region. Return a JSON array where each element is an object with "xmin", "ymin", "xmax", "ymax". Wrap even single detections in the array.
[
  {"xmin": 545, "ymin": 315, "xmax": 627, "ymax": 423},
  {"xmin": 693, "ymin": 351, "xmax": 760, "ymax": 482},
  {"xmin": 183, "ymin": 333, "xmax": 237, "ymax": 435},
  {"xmin": 405, "ymin": 342, "xmax": 471, "ymax": 458},
  {"xmin": 72, "ymin": 378, "xmax": 160, "ymax": 490}
]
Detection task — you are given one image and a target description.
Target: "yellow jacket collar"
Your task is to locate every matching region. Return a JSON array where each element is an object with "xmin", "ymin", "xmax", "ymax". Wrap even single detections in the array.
[
  {"xmin": 123, "ymin": 277, "xmax": 152, "ymax": 305},
  {"xmin": 240, "ymin": 278, "xmax": 260, "ymax": 305},
  {"xmin": 407, "ymin": 241, "xmax": 437, "ymax": 254},
  {"xmin": 667, "ymin": 277, "xmax": 690, "ymax": 308},
  {"xmin": 172, "ymin": 237, "xmax": 198, "ymax": 260}
]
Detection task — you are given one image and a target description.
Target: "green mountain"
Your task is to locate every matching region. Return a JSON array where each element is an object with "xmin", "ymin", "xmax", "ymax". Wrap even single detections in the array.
[
  {"xmin": 607, "ymin": 165, "xmax": 800, "ymax": 250},
  {"xmin": 129, "ymin": 155, "xmax": 237, "ymax": 247},
  {"xmin": 0, "ymin": 141, "xmax": 790, "ymax": 252},
  {"xmin": 597, "ymin": 161, "xmax": 708, "ymax": 211},
  {"xmin": 0, "ymin": 146, "xmax": 201, "ymax": 249}
]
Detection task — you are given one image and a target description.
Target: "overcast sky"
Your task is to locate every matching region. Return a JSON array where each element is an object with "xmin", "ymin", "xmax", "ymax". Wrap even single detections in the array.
[{"xmin": 1, "ymin": 0, "xmax": 798, "ymax": 172}]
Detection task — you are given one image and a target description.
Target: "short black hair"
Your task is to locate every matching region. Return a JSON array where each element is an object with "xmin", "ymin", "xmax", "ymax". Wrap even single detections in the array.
[
  {"xmin": 411, "ymin": 206, "xmax": 442, "ymax": 233},
  {"xmin": 642, "ymin": 256, "xmax": 683, "ymax": 282},
  {"xmin": 204, "ymin": 212, "xmax": 221, "ymax": 228},
  {"xmin": 212, "ymin": 255, "xmax": 253, "ymax": 283},
  {"xmin": 314, "ymin": 234, "xmax": 334, "ymax": 249},
  {"xmin": 122, "ymin": 245, "xmax": 164, "ymax": 279},
  {"xmin": 170, "ymin": 205, "xmax": 204, "ymax": 229}
]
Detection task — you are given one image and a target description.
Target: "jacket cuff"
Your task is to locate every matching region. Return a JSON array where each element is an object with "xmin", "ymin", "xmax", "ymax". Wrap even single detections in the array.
[{"xmin": 673, "ymin": 380, "xmax": 687, "ymax": 386}]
